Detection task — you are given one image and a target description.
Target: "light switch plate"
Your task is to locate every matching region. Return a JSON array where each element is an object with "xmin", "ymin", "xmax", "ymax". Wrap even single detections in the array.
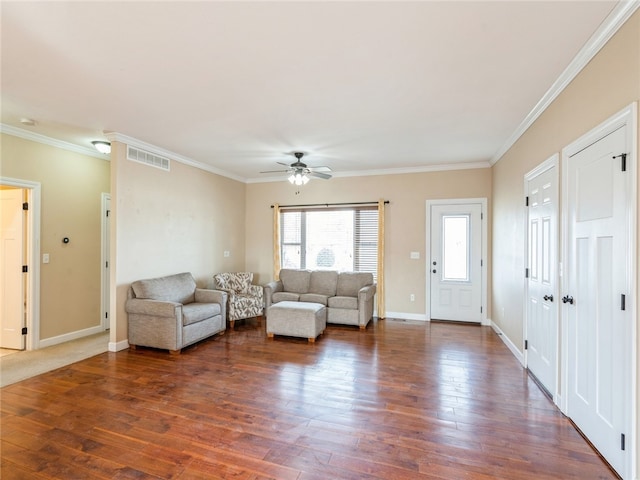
[
  {"xmin": 43, "ymin": 253, "xmax": 50, "ymax": 264},
  {"xmin": 223, "ymin": 251, "xmax": 230, "ymax": 258},
  {"xmin": 410, "ymin": 251, "xmax": 420, "ymax": 259}
]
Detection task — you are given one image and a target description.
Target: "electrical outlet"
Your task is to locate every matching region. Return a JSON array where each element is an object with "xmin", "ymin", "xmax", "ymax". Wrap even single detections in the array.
[
  {"xmin": 410, "ymin": 294, "xmax": 415, "ymax": 302},
  {"xmin": 223, "ymin": 251, "xmax": 230, "ymax": 258},
  {"xmin": 410, "ymin": 251, "xmax": 420, "ymax": 259},
  {"xmin": 43, "ymin": 253, "xmax": 50, "ymax": 264}
]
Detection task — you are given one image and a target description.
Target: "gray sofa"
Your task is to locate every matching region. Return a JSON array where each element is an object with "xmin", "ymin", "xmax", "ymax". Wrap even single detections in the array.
[
  {"xmin": 264, "ymin": 269, "xmax": 376, "ymax": 329},
  {"xmin": 126, "ymin": 272, "xmax": 227, "ymax": 354}
]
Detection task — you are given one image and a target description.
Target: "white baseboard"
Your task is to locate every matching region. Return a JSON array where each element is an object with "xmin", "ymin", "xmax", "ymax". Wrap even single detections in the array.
[
  {"xmin": 384, "ymin": 311, "xmax": 429, "ymax": 321},
  {"xmin": 38, "ymin": 325, "xmax": 105, "ymax": 348},
  {"xmin": 109, "ymin": 339, "xmax": 130, "ymax": 352},
  {"xmin": 482, "ymin": 317, "xmax": 492, "ymax": 326},
  {"xmin": 491, "ymin": 321, "xmax": 524, "ymax": 366}
]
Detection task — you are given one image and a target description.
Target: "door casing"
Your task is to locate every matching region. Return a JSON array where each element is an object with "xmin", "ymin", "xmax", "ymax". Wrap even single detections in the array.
[
  {"xmin": 560, "ymin": 102, "xmax": 637, "ymax": 479},
  {"xmin": 0, "ymin": 177, "xmax": 41, "ymax": 351}
]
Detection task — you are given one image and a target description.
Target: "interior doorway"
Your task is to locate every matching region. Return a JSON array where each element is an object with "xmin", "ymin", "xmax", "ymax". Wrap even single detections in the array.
[{"xmin": 0, "ymin": 177, "xmax": 41, "ymax": 351}]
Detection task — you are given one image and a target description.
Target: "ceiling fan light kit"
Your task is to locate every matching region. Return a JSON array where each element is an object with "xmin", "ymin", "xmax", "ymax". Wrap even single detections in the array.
[{"xmin": 260, "ymin": 151, "xmax": 332, "ymax": 186}]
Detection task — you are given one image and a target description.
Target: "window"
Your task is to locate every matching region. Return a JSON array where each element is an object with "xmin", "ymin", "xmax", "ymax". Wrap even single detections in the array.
[{"xmin": 280, "ymin": 206, "xmax": 378, "ymax": 280}]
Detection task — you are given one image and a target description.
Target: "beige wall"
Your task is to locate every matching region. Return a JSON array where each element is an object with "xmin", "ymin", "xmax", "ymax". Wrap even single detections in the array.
[
  {"xmin": 245, "ymin": 168, "xmax": 492, "ymax": 317},
  {"xmin": 110, "ymin": 141, "xmax": 246, "ymax": 344},
  {"xmin": 0, "ymin": 133, "xmax": 110, "ymax": 340},
  {"xmin": 491, "ymin": 9, "xmax": 640, "ymax": 472}
]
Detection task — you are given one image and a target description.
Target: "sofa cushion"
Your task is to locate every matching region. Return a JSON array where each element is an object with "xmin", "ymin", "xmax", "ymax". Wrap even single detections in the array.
[
  {"xmin": 132, "ymin": 272, "xmax": 196, "ymax": 304},
  {"xmin": 300, "ymin": 293, "xmax": 329, "ymax": 306},
  {"xmin": 273, "ymin": 291, "xmax": 300, "ymax": 303},
  {"xmin": 328, "ymin": 296, "xmax": 358, "ymax": 310},
  {"xmin": 309, "ymin": 270, "xmax": 338, "ymax": 296},
  {"xmin": 280, "ymin": 269, "xmax": 311, "ymax": 294},
  {"xmin": 182, "ymin": 302, "xmax": 220, "ymax": 326},
  {"xmin": 336, "ymin": 272, "xmax": 374, "ymax": 297}
]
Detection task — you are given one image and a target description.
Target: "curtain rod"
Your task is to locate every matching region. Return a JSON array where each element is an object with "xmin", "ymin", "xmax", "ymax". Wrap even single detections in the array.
[{"xmin": 271, "ymin": 200, "xmax": 389, "ymax": 209}]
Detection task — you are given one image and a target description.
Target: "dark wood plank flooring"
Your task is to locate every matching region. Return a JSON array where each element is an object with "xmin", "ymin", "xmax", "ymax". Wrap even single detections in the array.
[{"xmin": 1, "ymin": 319, "xmax": 617, "ymax": 479}]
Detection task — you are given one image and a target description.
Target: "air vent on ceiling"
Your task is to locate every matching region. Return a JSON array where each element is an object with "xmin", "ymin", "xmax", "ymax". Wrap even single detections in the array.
[{"xmin": 127, "ymin": 146, "xmax": 170, "ymax": 171}]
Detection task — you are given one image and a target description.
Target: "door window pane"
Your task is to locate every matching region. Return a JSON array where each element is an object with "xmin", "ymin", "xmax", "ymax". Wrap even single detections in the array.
[{"xmin": 443, "ymin": 215, "xmax": 469, "ymax": 281}]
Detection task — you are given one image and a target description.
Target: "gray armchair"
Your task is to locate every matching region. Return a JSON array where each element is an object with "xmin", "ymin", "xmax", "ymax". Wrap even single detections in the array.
[{"xmin": 126, "ymin": 272, "xmax": 227, "ymax": 354}]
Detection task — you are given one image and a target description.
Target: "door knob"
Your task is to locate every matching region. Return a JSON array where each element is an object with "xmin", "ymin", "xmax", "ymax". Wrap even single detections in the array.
[
  {"xmin": 562, "ymin": 295, "xmax": 574, "ymax": 305},
  {"xmin": 543, "ymin": 294, "xmax": 554, "ymax": 302}
]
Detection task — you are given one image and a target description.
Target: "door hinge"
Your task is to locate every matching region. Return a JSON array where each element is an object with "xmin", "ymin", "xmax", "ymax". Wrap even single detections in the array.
[
  {"xmin": 480, "ymin": 306, "xmax": 483, "ymax": 313},
  {"xmin": 105, "ymin": 311, "xmax": 109, "ymax": 319},
  {"xmin": 480, "ymin": 259, "xmax": 483, "ymax": 267},
  {"xmin": 621, "ymin": 294, "xmax": 626, "ymax": 311},
  {"xmin": 106, "ymin": 261, "xmax": 109, "ymax": 268},
  {"xmin": 525, "ymin": 196, "xmax": 529, "ymax": 207},
  {"xmin": 525, "ymin": 268, "xmax": 529, "ymax": 278},
  {"xmin": 621, "ymin": 433, "xmax": 626, "ymax": 451},
  {"xmin": 22, "ymin": 202, "xmax": 29, "ymax": 211},
  {"xmin": 21, "ymin": 327, "xmax": 27, "ymax": 335},
  {"xmin": 22, "ymin": 265, "xmax": 28, "ymax": 273},
  {"xmin": 481, "ymin": 212, "xmax": 484, "ymax": 220},
  {"xmin": 524, "ymin": 340, "xmax": 528, "ymax": 350},
  {"xmin": 613, "ymin": 153, "xmax": 627, "ymax": 172},
  {"xmin": 106, "ymin": 209, "xmax": 110, "ymax": 217}
]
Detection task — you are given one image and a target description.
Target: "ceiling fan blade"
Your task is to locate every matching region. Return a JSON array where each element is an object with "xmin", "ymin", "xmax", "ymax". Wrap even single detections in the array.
[
  {"xmin": 308, "ymin": 171, "xmax": 332, "ymax": 180},
  {"xmin": 308, "ymin": 166, "xmax": 332, "ymax": 172},
  {"xmin": 276, "ymin": 161, "xmax": 291, "ymax": 167},
  {"xmin": 260, "ymin": 169, "xmax": 291, "ymax": 174}
]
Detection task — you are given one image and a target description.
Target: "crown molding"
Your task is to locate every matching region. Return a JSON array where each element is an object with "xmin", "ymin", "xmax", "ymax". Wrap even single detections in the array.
[
  {"xmin": 246, "ymin": 160, "xmax": 491, "ymax": 184},
  {"xmin": 104, "ymin": 132, "xmax": 246, "ymax": 183},
  {"xmin": 0, "ymin": 123, "xmax": 108, "ymax": 160},
  {"xmin": 490, "ymin": 0, "xmax": 640, "ymax": 165}
]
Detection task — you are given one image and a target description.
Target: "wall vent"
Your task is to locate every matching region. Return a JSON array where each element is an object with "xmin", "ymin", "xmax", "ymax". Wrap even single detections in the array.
[{"xmin": 127, "ymin": 146, "xmax": 170, "ymax": 171}]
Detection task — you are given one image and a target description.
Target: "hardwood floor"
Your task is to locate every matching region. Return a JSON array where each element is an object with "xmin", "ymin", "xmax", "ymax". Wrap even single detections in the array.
[{"xmin": 1, "ymin": 319, "xmax": 617, "ymax": 479}]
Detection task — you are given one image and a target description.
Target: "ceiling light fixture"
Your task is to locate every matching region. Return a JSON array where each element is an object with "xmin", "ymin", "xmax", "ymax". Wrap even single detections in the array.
[
  {"xmin": 288, "ymin": 172, "xmax": 310, "ymax": 186},
  {"xmin": 91, "ymin": 140, "xmax": 111, "ymax": 154}
]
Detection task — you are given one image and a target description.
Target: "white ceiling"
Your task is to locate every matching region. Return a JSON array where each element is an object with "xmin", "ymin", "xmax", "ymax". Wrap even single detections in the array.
[{"xmin": 1, "ymin": 1, "xmax": 629, "ymax": 182}]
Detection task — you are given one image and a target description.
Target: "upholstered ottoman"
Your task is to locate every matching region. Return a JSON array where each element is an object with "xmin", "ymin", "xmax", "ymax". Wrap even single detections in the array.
[{"xmin": 266, "ymin": 301, "xmax": 326, "ymax": 342}]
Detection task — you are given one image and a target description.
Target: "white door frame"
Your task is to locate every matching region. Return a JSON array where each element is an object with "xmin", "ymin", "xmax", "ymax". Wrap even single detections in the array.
[
  {"xmin": 425, "ymin": 198, "xmax": 488, "ymax": 325},
  {"xmin": 0, "ymin": 176, "xmax": 41, "ymax": 350},
  {"xmin": 560, "ymin": 102, "xmax": 637, "ymax": 479},
  {"xmin": 523, "ymin": 154, "xmax": 559, "ymax": 404},
  {"xmin": 101, "ymin": 193, "xmax": 110, "ymax": 331}
]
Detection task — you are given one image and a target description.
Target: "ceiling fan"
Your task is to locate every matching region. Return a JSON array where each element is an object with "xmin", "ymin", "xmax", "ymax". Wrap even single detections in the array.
[{"xmin": 261, "ymin": 152, "xmax": 332, "ymax": 185}]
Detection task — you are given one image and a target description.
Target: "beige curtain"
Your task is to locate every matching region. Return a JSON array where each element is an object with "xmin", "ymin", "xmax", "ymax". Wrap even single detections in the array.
[
  {"xmin": 377, "ymin": 199, "xmax": 385, "ymax": 319},
  {"xmin": 273, "ymin": 204, "xmax": 281, "ymax": 280}
]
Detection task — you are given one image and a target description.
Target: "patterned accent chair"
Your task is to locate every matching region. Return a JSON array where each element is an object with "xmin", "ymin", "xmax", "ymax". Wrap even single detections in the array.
[{"xmin": 213, "ymin": 272, "xmax": 264, "ymax": 329}]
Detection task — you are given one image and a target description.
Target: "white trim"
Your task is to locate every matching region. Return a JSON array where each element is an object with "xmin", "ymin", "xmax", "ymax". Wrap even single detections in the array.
[
  {"xmin": 108, "ymin": 339, "xmax": 130, "ymax": 352},
  {"xmin": 425, "ymin": 198, "xmax": 488, "ymax": 324},
  {"xmin": 491, "ymin": 1, "xmax": 640, "ymax": 165},
  {"xmin": 523, "ymin": 153, "xmax": 560, "ymax": 404},
  {"xmin": 560, "ymin": 102, "xmax": 637, "ymax": 480},
  {"xmin": 0, "ymin": 177, "xmax": 41, "ymax": 351},
  {"xmin": 38, "ymin": 325, "xmax": 104, "ymax": 348},
  {"xmin": 104, "ymin": 132, "xmax": 245, "ymax": 183},
  {"xmin": 384, "ymin": 311, "xmax": 429, "ymax": 322},
  {"xmin": 492, "ymin": 320, "xmax": 524, "ymax": 366},
  {"xmin": 100, "ymin": 193, "xmax": 111, "ymax": 331},
  {"xmin": 0, "ymin": 124, "xmax": 108, "ymax": 160}
]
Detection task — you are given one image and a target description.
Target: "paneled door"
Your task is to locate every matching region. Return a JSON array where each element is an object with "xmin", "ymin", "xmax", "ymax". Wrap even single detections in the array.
[
  {"xmin": 525, "ymin": 159, "xmax": 558, "ymax": 398},
  {"xmin": 1, "ymin": 189, "xmax": 25, "ymax": 350},
  {"xmin": 429, "ymin": 202, "xmax": 483, "ymax": 323},
  {"xmin": 564, "ymin": 120, "xmax": 633, "ymax": 478}
]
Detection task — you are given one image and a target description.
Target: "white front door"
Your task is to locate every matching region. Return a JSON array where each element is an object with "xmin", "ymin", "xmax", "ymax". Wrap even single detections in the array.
[
  {"xmin": 525, "ymin": 160, "xmax": 558, "ymax": 397},
  {"xmin": 429, "ymin": 203, "xmax": 483, "ymax": 322},
  {"xmin": 0, "ymin": 189, "xmax": 25, "ymax": 350},
  {"xmin": 565, "ymin": 123, "xmax": 632, "ymax": 478}
]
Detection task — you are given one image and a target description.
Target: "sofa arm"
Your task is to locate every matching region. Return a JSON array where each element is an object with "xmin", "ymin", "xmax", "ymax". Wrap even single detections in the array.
[
  {"xmin": 263, "ymin": 280, "xmax": 283, "ymax": 311},
  {"xmin": 358, "ymin": 284, "xmax": 377, "ymax": 302},
  {"xmin": 195, "ymin": 288, "xmax": 227, "ymax": 305},
  {"xmin": 125, "ymin": 298, "xmax": 181, "ymax": 317},
  {"xmin": 247, "ymin": 284, "xmax": 264, "ymax": 301},
  {"xmin": 195, "ymin": 288, "xmax": 227, "ymax": 321}
]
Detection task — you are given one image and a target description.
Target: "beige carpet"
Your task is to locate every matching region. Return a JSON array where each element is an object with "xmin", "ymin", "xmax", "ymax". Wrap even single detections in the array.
[{"xmin": 0, "ymin": 332, "xmax": 109, "ymax": 387}]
